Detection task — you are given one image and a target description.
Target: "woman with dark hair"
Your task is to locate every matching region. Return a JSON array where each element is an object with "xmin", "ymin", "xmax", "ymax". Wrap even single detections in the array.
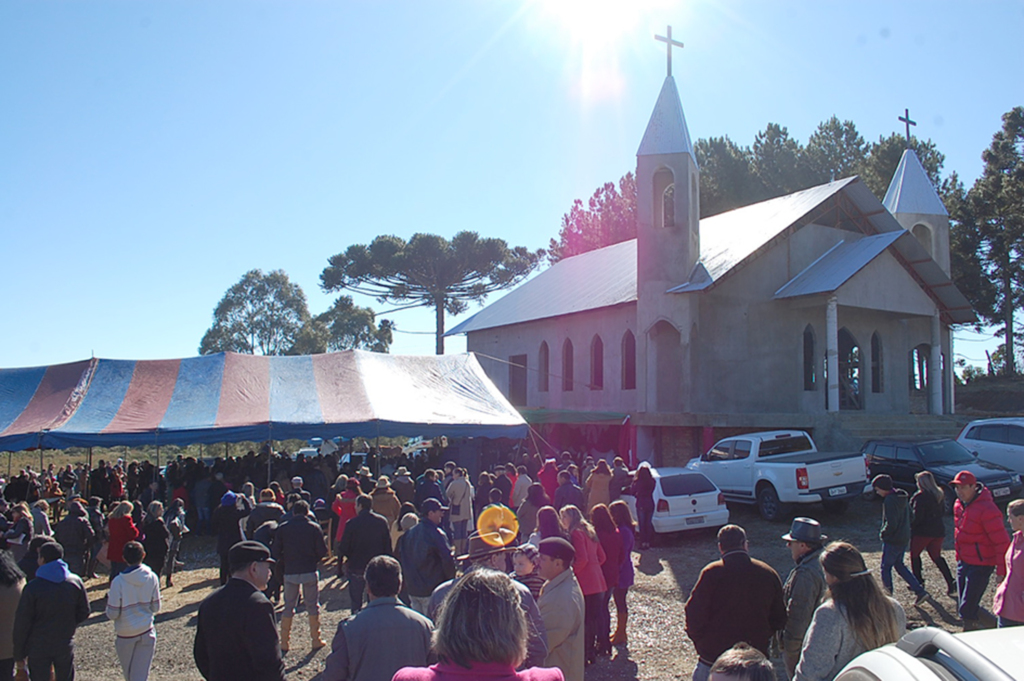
[
  {"xmin": 0, "ymin": 550, "xmax": 26, "ymax": 681},
  {"xmin": 3, "ymin": 503, "xmax": 33, "ymax": 563},
  {"xmin": 474, "ymin": 472, "xmax": 494, "ymax": 521},
  {"xmin": 590, "ymin": 504, "xmax": 622, "ymax": 658},
  {"xmin": 795, "ymin": 542, "xmax": 906, "ymax": 681},
  {"xmin": 529, "ymin": 506, "xmax": 565, "ymax": 546},
  {"xmin": 910, "ymin": 470, "xmax": 956, "ymax": 597},
  {"xmin": 393, "ymin": 569, "xmax": 564, "ymax": 681},
  {"xmin": 517, "ymin": 484, "xmax": 550, "ymax": 539},
  {"xmin": 608, "ymin": 500, "xmax": 635, "ymax": 646},
  {"xmin": 631, "ymin": 465, "xmax": 656, "ymax": 550}
]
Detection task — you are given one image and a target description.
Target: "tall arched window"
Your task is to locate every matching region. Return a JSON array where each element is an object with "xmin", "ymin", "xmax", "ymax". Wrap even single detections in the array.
[
  {"xmin": 590, "ymin": 335, "xmax": 604, "ymax": 390},
  {"xmin": 562, "ymin": 339, "xmax": 574, "ymax": 392},
  {"xmin": 910, "ymin": 344, "xmax": 929, "ymax": 391},
  {"xmin": 654, "ymin": 168, "xmax": 674, "ymax": 228},
  {"xmin": 912, "ymin": 223, "xmax": 933, "ymax": 257},
  {"xmin": 538, "ymin": 341, "xmax": 549, "ymax": 393},
  {"xmin": 871, "ymin": 332, "xmax": 883, "ymax": 393},
  {"xmin": 622, "ymin": 330, "xmax": 637, "ymax": 390},
  {"xmin": 803, "ymin": 325, "xmax": 816, "ymax": 391}
]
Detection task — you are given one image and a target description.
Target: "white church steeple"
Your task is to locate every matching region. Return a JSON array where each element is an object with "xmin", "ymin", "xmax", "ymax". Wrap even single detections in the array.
[
  {"xmin": 636, "ymin": 26, "xmax": 700, "ymax": 289},
  {"xmin": 882, "ymin": 113, "xmax": 950, "ymax": 274}
]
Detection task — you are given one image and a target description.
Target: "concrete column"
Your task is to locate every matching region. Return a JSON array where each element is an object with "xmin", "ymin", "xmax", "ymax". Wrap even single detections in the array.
[
  {"xmin": 930, "ymin": 313, "xmax": 943, "ymax": 414},
  {"xmin": 826, "ymin": 296, "xmax": 839, "ymax": 412},
  {"xmin": 949, "ymin": 333, "xmax": 956, "ymax": 415}
]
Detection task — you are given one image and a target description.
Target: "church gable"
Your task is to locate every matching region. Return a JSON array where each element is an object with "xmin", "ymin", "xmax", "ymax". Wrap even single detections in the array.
[{"xmin": 836, "ymin": 250, "xmax": 938, "ymax": 316}]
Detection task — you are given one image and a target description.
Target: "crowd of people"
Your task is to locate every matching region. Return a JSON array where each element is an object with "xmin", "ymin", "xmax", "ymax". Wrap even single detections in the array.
[{"xmin": 0, "ymin": 445, "xmax": 1021, "ymax": 681}]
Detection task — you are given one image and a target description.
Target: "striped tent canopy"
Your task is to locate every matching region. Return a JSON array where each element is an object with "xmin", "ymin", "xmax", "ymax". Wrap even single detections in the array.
[{"xmin": 0, "ymin": 351, "xmax": 527, "ymax": 451}]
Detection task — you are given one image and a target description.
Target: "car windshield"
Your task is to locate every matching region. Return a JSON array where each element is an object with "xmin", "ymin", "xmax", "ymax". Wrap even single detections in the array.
[
  {"xmin": 917, "ymin": 440, "xmax": 975, "ymax": 466},
  {"xmin": 659, "ymin": 473, "xmax": 716, "ymax": 496},
  {"xmin": 758, "ymin": 435, "xmax": 813, "ymax": 457}
]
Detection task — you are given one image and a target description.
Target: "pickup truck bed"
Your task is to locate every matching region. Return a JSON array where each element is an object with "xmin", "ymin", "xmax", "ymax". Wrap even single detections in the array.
[{"xmin": 762, "ymin": 450, "xmax": 863, "ymax": 465}]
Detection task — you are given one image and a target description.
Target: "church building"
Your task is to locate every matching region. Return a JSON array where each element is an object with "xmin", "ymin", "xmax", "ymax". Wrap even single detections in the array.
[{"xmin": 446, "ymin": 55, "xmax": 975, "ymax": 464}]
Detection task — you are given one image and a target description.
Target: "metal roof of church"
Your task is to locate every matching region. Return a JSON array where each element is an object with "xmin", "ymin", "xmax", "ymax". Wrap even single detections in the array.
[
  {"xmin": 774, "ymin": 232, "xmax": 904, "ymax": 298},
  {"xmin": 882, "ymin": 149, "xmax": 949, "ymax": 216},
  {"xmin": 446, "ymin": 176, "xmax": 973, "ymax": 335},
  {"xmin": 446, "ymin": 239, "xmax": 638, "ymax": 336},
  {"xmin": 637, "ymin": 76, "xmax": 694, "ymax": 157}
]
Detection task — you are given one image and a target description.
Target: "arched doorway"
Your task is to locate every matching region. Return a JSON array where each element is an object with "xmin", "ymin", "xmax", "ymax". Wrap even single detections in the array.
[
  {"xmin": 838, "ymin": 328, "xmax": 861, "ymax": 410},
  {"xmin": 649, "ymin": 320, "xmax": 681, "ymax": 411}
]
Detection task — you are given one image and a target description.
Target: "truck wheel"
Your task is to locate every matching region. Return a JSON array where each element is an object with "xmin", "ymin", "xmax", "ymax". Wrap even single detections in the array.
[
  {"xmin": 822, "ymin": 500, "xmax": 848, "ymax": 514},
  {"xmin": 757, "ymin": 486, "xmax": 784, "ymax": 521}
]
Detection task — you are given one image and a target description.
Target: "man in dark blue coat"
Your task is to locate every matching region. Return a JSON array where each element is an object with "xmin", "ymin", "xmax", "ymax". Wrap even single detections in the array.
[{"xmin": 194, "ymin": 541, "xmax": 285, "ymax": 681}]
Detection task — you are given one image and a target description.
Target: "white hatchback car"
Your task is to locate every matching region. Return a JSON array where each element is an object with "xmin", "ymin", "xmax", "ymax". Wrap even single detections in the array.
[
  {"xmin": 958, "ymin": 417, "xmax": 1024, "ymax": 476},
  {"xmin": 621, "ymin": 467, "xmax": 729, "ymax": 534},
  {"xmin": 837, "ymin": 626, "xmax": 1022, "ymax": 680}
]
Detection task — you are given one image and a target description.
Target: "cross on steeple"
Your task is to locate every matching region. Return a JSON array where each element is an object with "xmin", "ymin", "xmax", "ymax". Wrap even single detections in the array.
[
  {"xmin": 655, "ymin": 26, "xmax": 684, "ymax": 78},
  {"xmin": 899, "ymin": 108, "xmax": 917, "ymax": 148}
]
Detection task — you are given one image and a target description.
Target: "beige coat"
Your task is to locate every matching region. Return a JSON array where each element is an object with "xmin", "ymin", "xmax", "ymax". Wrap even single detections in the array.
[
  {"xmin": 445, "ymin": 477, "xmax": 474, "ymax": 523},
  {"xmin": 584, "ymin": 470, "xmax": 612, "ymax": 513},
  {"xmin": 0, "ymin": 578, "xmax": 25, "ymax": 660},
  {"xmin": 371, "ymin": 488, "xmax": 402, "ymax": 527},
  {"xmin": 538, "ymin": 567, "xmax": 585, "ymax": 681}
]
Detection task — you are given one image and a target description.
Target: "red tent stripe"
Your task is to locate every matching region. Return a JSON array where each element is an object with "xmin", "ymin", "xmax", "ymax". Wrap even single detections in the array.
[
  {"xmin": 311, "ymin": 352, "xmax": 375, "ymax": 423},
  {"xmin": 3, "ymin": 360, "xmax": 92, "ymax": 437},
  {"xmin": 102, "ymin": 360, "xmax": 181, "ymax": 434},
  {"xmin": 216, "ymin": 353, "xmax": 271, "ymax": 428}
]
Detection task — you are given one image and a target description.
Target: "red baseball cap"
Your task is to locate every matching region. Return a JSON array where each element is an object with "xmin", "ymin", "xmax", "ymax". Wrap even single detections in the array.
[{"xmin": 951, "ymin": 470, "xmax": 977, "ymax": 486}]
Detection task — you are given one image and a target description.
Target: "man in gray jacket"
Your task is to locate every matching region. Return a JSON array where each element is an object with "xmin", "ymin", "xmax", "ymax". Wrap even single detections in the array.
[
  {"xmin": 322, "ymin": 555, "xmax": 432, "ymax": 681},
  {"xmin": 780, "ymin": 518, "xmax": 827, "ymax": 678},
  {"xmin": 872, "ymin": 474, "xmax": 927, "ymax": 603}
]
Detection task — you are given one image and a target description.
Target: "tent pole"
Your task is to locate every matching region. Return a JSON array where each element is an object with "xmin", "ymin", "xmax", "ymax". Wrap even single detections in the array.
[
  {"xmin": 40, "ymin": 448, "xmax": 43, "ymax": 473},
  {"xmin": 267, "ymin": 424, "xmax": 273, "ymax": 488}
]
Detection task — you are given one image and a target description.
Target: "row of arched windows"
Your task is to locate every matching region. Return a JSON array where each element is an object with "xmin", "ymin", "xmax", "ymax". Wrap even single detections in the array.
[
  {"xmin": 537, "ymin": 331, "xmax": 637, "ymax": 393},
  {"xmin": 802, "ymin": 325, "xmax": 885, "ymax": 395}
]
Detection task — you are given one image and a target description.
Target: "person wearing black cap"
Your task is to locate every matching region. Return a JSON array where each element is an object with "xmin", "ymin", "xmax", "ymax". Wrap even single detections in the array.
[
  {"xmin": 426, "ymin": 531, "xmax": 548, "ymax": 669},
  {"xmin": 780, "ymin": 518, "xmax": 827, "ymax": 678},
  {"xmin": 399, "ymin": 498, "xmax": 456, "ymax": 616},
  {"xmin": 193, "ymin": 540, "xmax": 285, "ymax": 681},
  {"xmin": 537, "ymin": 536, "xmax": 585, "ymax": 681}
]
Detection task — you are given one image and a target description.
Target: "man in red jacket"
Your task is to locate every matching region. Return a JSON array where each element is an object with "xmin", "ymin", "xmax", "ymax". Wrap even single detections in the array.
[{"xmin": 952, "ymin": 470, "xmax": 1011, "ymax": 629}]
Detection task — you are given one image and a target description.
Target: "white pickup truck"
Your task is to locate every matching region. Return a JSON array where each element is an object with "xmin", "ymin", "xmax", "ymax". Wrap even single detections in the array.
[{"xmin": 686, "ymin": 430, "xmax": 868, "ymax": 521}]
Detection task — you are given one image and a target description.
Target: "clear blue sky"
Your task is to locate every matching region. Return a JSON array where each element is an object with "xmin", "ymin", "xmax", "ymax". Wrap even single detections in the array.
[{"xmin": 2, "ymin": 0, "xmax": 1021, "ymax": 370}]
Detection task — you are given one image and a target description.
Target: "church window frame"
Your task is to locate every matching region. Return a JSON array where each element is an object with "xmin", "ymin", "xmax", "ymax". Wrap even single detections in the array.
[
  {"xmin": 621, "ymin": 330, "xmax": 637, "ymax": 390},
  {"xmin": 871, "ymin": 332, "xmax": 883, "ymax": 393},
  {"xmin": 590, "ymin": 335, "xmax": 604, "ymax": 390},
  {"xmin": 562, "ymin": 339, "xmax": 574, "ymax": 392},
  {"xmin": 538, "ymin": 341, "xmax": 549, "ymax": 393},
  {"xmin": 911, "ymin": 223, "xmax": 933, "ymax": 257},
  {"xmin": 803, "ymin": 325, "xmax": 816, "ymax": 391}
]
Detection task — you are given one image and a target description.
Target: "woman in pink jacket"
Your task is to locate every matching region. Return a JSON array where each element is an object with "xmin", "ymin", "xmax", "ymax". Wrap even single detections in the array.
[
  {"xmin": 393, "ymin": 569, "xmax": 563, "ymax": 681},
  {"xmin": 560, "ymin": 504, "xmax": 606, "ymax": 666},
  {"xmin": 994, "ymin": 499, "xmax": 1024, "ymax": 627}
]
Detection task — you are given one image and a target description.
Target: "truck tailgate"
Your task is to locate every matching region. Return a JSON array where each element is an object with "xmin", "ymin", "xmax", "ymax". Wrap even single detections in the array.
[{"xmin": 804, "ymin": 454, "xmax": 866, "ymax": 491}]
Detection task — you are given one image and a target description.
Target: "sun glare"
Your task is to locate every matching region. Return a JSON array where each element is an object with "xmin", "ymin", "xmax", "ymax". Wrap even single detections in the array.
[{"xmin": 529, "ymin": 0, "xmax": 679, "ymax": 102}]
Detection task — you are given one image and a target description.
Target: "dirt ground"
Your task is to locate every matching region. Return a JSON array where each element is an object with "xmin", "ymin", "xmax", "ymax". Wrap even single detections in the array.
[{"xmin": 69, "ymin": 496, "xmax": 995, "ymax": 680}]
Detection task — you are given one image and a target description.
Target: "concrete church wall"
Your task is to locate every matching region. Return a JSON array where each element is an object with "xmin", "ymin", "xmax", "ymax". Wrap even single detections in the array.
[{"xmin": 465, "ymin": 303, "xmax": 638, "ymax": 412}]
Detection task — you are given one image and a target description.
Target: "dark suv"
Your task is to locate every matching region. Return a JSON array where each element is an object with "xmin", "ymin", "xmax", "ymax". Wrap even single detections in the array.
[{"xmin": 862, "ymin": 438, "xmax": 1022, "ymax": 513}]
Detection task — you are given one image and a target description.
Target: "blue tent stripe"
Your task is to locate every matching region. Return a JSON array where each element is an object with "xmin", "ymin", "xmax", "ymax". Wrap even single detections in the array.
[
  {"xmin": 160, "ymin": 354, "xmax": 224, "ymax": 431},
  {"xmin": 0, "ymin": 366, "xmax": 47, "ymax": 434},
  {"xmin": 55, "ymin": 360, "xmax": 136, "ymax": 435},
  {"xmin": 268, "ymin": 355, "xmax": 323, "ymax": 425}
]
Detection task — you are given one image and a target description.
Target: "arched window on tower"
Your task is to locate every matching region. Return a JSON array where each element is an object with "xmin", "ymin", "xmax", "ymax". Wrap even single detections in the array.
[
  {"xmin": 590, "ymin": 335, "xmax": 604, "ymax": 390},
  {"xmin": 803, "ymin": 325, "xmax": 816, "ymax": 391},
  {"xmin": 622, "ymin": 330, "xmax": 636, "ymax": 390},
  {"xmin": 912, "ymin": 224, "xmax": 933, "ymax": 257},
  {"xmin": 538, "ymin": 341, "xmax": 549, "ymax": 393},
  {"xmin": 654, "ymin": 168, "xmax": 674, "ymax": 228},
  {"xmin": 871, "ymin": 332, "xmax": 883, "ymax": 393},
  {"xmin": 562, "ymin": 339, "xmax": 574, "ymax": 392}
]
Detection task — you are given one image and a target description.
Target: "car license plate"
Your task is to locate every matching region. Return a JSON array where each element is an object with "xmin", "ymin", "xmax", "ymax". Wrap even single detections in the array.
[
  {"xmin": 828, "ymin": 486, "xmax": 846, "ymax": 497},
  {"xmin": 994, "ymin": 487, "xmax": 1011, "ymax": 498},
  {"xmin": 685, "ymin": 516, "xmax": 704, "ymax": 525}
]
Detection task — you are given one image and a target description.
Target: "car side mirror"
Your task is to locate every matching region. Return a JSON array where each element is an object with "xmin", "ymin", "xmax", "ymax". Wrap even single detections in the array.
[{"xmin": 972, "ymin": 451, "xmax": 980, "ymax": 458}]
